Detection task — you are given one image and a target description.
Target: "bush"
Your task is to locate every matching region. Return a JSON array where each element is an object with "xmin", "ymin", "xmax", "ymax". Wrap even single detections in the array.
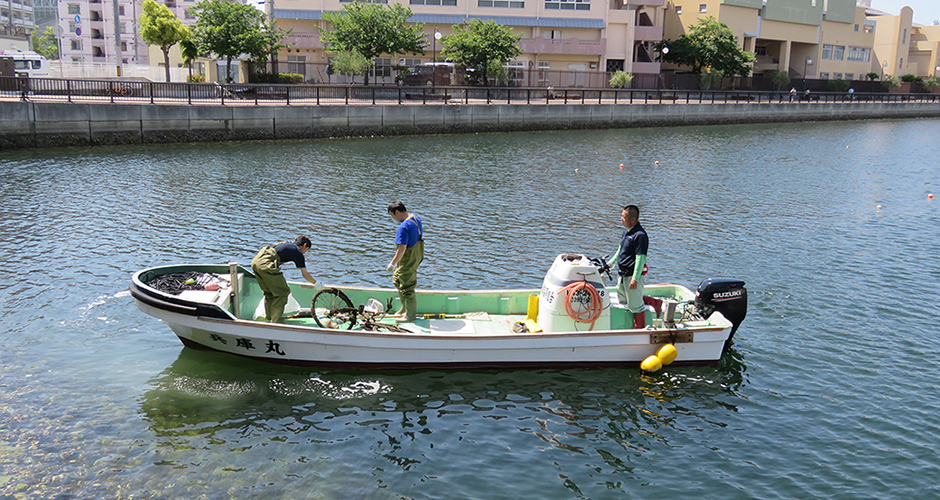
[
  {"xmin": 866, "ymin": 72, "xmax": 880, "ymax": 81},
  {"xmin": 900, "ymin": 74, "xmax": 922, "ymax": 83},
  {"xmin": 251, "ymin": 72, "xmax": 305, "ymax": 84},
  {"xmin": 186, "ymin": 73, "xmax": 206, "ymax": 83},
  {"xmin": 609, "ymin": 70, "xmax": 634, "ymax": 89},
  {"xmin": 827, "ymin": 79, "xmax": 851, "ymax": 92}
]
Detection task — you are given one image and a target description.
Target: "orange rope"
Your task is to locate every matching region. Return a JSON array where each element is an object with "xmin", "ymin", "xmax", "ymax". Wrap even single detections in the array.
[{"xmin": 560, "ymin": 281, "xmax": 603, "ymax": 330}]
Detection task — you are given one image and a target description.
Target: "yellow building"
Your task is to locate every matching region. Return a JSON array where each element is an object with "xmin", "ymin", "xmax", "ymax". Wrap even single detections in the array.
[
  {"xmin": 271, "ymin": 0, "xmax": 665, "ymax": 86},
  {"xmin": 867, "ymin": 5, "xmax": 940, "ymax": 78},
  {"xmin": 664, "ymin": 0, "xmax": 872, "ymax": 82}
]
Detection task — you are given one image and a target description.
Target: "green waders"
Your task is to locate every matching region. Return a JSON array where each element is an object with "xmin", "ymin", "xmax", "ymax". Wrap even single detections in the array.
[
  {"xmin": 393, "ymin": 239, "xmax": 424, "ymax": 321},
  {"xmin": 251, "ymin": 246, "xmax": 290, "ymax": 323}
]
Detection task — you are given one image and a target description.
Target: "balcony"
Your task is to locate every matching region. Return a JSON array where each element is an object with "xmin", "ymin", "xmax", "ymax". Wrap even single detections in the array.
[
  {"xmin": 284, "ymin": 33, "xmax": 324, "ymax": 49},
  {"xmin": 518, "ymin": 37, "xmax": 607, "ymax": 56},
  {"xmin": 610, "ymin": 0, "xmax": 664, "ymax": 7},
  {"xmin": 630, "ymin": 61, "xmax": 661, "ymax": 74},
  {"xmin": 634, "ymin": 25, "xmax": 662, "ymax": 41}
]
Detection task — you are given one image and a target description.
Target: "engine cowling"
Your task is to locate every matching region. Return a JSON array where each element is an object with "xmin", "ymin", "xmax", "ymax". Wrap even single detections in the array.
[{"xmin": 694, "ymin": 278, "xmax": 747, "ymax": 341}]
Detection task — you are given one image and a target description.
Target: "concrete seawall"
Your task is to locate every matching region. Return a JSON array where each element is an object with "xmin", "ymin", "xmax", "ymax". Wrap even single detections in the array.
[{"xmin": 2, "ymin": 100, "xmax": 940, "ymax": 150}]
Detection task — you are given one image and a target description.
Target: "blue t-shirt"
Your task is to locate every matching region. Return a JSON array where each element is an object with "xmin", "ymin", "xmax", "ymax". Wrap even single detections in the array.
[
  {"xmin": 273, "ymin": 242, "xmax": 306, "ymax": 269},
  {"xmin": 395, "ymin": 215, "xmax": 423, "ymax": 247},
  {"xmin": 617, "ymin": 222, "xmax": 648, "ymax": 275}
]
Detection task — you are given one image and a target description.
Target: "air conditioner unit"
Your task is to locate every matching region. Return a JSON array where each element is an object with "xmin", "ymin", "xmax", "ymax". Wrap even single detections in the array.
[{"xmin": 400, "ymin": 58, "xmax": 406, "ymax": 65}]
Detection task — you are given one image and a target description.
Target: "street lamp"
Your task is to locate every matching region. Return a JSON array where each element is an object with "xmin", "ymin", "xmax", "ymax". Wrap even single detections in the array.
[
  {"xmin": 659, "ymin": 46, "xmax": 669, "ymax": 90},
  {"xmin": 432, "ymin": 29, "xmax": 441, "ymax": 89},
  {"xmin": 803, "ymin": 57, "xmax": 813, "ymax": 89}
]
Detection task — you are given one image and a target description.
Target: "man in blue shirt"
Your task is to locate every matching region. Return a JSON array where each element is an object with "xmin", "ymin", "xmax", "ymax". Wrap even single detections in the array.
[
  {"xmin": 607, "ymin": 205, "xmax": 653, "ymax": 329},
  {"xmin": 386, "ymin": 201, "xmax": 424, "ymax": 322},
  {"xmin": 251, "ymin": 236, "xmax": 320, "ymax": 323}
]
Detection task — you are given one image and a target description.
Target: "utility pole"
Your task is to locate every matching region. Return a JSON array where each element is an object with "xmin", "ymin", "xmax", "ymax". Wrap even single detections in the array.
[{"xmin": 112, "ymin": 0, "xmax": 122, "ymax": 76}]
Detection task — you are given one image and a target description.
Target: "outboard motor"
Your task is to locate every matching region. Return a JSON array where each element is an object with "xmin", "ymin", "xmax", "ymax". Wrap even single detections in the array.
[{"xmin": 694, "ymin": 278, "xmax": 747, "ymax": 343}]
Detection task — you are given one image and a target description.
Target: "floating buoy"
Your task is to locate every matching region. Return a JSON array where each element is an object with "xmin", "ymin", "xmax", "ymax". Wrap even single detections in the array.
[
  {"xmin": 876, "ymin": 205, "xmax": 882, "ymax": 209},
  {"xmin": 929, "ymin": 194, "xmax": 934, "ymax": 199},
  {"xmin": 619, "ymin": 163, "xmax": 624, "ymax": 169},
  {"xmin": 575, "ymin": 168, "xmax": 580, "ymax": 173},
  {"xmin": 656, "ymin": 344, "xmax": 678, "ymax": 366},
  {"xmin": 846, "ymin": 145, "xmax": 850, "ymax": 148},
  {"xmin": 654, "ymin": 161, "xmax": 660, "ymax": 165},
  {"xmin": 641, "ymin": 355, "xmax": 662, "ymax": 373}
]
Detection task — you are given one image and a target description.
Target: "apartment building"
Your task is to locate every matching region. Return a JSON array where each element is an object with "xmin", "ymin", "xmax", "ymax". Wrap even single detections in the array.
[
  {"xmin": 2, "ymin": 0, "xmax": 37, "ymax": 39},
  {"xmin": 272, "ymin": 0, "xmax": 665, "ymax": 85},
  {"xmin": 57, "ymin": 0, "xmax": 151, "ymax": 65}
]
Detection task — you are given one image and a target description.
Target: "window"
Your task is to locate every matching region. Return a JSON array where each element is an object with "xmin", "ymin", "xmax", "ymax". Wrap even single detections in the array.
[
  {"xmin": 71, "ymin": 39, "xmax": 82, "ymax": 50},
  {"xmin": 119, "ymin": 5, "xmax": 125, "ymax": 15},
  {"xmin": 68, "ymin": 4, "xmax": 80, "ymax": 14},
  {"xmin": 864, "ymin": 24, "xmax": 874, "ymax": 34},
  {"xmin": 902, "ymin": 28, "xmax": 906, "ymax": 44},
  {"xmin": 899, "ymin": 58, "xmax": 903, "ymax": 68},
  {"xmin": 184, "ymin": 9, "xmax": 195, "ymax": 19},
  {"xmin": 411, "ymin": 0, "xmax": 457, "ymax": 5},
  {"xmin": 401, "ymin": 57, "xmax": 421, "ymax": 67},
  {"xmin": 479, "ymin": 0, "xmax": 524, "ymax": 7},
  {"xmin": 844, "ymin": 73, "xmax": 853, "ymax": 80},
  {"xmin": 120, "ymin": 41, "xmax": 127, "ymax": 51},
  {"xmin": 822, "ymin": 44, "xmax": 832, "ymax": 60},
  {"xmin": 847, "ymin": 47, "xmax": 870, "ymax": 62},
  {"xmin": 545, "ymin": 0, "xmax": 589, "ymax": 10},
  {"xmin": 287, "ymin": 56, "xmax": 306, "ymax": 76},
  {"xmin": 854, "ymin": 24, "xmax": 858, "ymax": 32},
  {"xmin": 754, "ymin": 45, "xmax": 767, "ymax": 56},
  {"xmin": 373, "ymin": 57, "xmax": 392, "ymax": 77},
  {"xmin": 832, "ymin": 45, "xmax": 844, "ymax": 60},
  {"xmin": 341, "ymin": 0, "xmax": 387, "ymax": 3},
  {"xmin": 819, "ymin": 72, "xmax": 829, "ymax": 79},
  {"xmin": 833, "ymin": 73, "xmax": 842, "ymax": 79},
  {"xmin": 699, "ymin": 4, "xmax": 706, "ymax": 13},
  {"xmin": 675, "ymin": 6, "xmax": 681, "ymax": 14},
  {"xmin": 544, "ymin": 30, "xmax": 561, "ymax": 40},
  {"xmin": 538, "ymin": 61, "xmax": 551, "ymax": 69}
]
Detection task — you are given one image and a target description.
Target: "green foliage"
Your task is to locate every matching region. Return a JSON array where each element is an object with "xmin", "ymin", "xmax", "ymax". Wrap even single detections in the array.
[
  {"xmin": 924, "ymin": 76, "xmax": 940, "ymax": 89},
  {"xmin": 441, "ymin": 19, "xmax": 522, "ymax": 86},
  {"xmin": 321, "ymin": 2, "xmax": 425, "ymax": 85},
  {"xmin": 883, "ymin": 75, "xmax": 902, "ymax": 88},
  {"xmin": 31, "ymin": 26, "xmax": 58, "ymax": 60},
  {"xmin": 866, "ymin": 72, "xmax": 880, "ymax": 81},
  {"xmin": 186, "ymin": 73, "xmax": 206, "ymax": 82},
  {"xmin": 656, "ymin": 17, "xmax": 755, "ymax": 77},
  {"xmin": 827, "ymin": 79, "xmax": 851, "ymax": 92},
  {"xmin": 140, "ymin": 0, "xmax": 189, "ymax": 82},
  {"xmin": 191, "ymin": 0, "xmax": 289, "ymax": 82},
  {"xmin": 900, "ymin": 74, "xmax": 922, "ymax": 83},
  {"xmin": 699, "ymin": 70, "xmax": 724, "ymax": 90},
  {"xmin": 330, "ymin": 51, "xmax": 372, "ymax": 80},
  {"xmin": 609, "ymin": 70, "xmax": 634, "ymax": 88},
  {"xmin": 767, "ymin": 69, "xmax": 790, "ymax": 90}
]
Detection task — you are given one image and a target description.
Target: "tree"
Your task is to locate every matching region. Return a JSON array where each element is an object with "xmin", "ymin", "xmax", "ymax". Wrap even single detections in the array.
[
  {"xmin": 191, "ymin": 0, "xmax": 288, "ymax": 82},
  {"xmin": 440, "ymin": 19, "xmax": 521, "ymax": 86},
  {"xmin": 180, "ymin": 37, "xmax": 201, "ymax": 81},
  {"xmin": 320, "ymin": 2, "xmax": 425, "ymax": 85},
  {"xmin": 31, "ymin": 26, "xmax": 59, "ymax": 60},
  {"xmin": 140, "ymin": 0, "xmax": 190, "ymax": 82},
  {"xmin": 768, "ymin": 69, "xmax": 790, "ymax": 90},
  {"xmin": 330, "ymin": 51, "xmax": 372, "ymax": 82},
  {"xmin": 656, "ymin": 17, "xmax": 755, "ymax": 78}
]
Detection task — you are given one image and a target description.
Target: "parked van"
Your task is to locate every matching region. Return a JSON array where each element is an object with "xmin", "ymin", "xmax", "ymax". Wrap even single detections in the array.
[
  {"xmin": 0, "ymin": 50, "xmax": 51, "ymax": 78},
  {"xmin": 401, "ymin": 62, "xmax": 459, "ymax": 87}
]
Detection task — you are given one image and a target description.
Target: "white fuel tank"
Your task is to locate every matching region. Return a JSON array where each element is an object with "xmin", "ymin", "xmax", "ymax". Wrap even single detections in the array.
[{"xmin": 537, "ymin": 254, "xmax": 610, "ymax": 332}]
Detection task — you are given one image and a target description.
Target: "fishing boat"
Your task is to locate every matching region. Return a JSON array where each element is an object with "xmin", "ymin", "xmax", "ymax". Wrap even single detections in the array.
[{"xmin": 129, "ymin": 254, "xmax": 747, "ymax": 369}]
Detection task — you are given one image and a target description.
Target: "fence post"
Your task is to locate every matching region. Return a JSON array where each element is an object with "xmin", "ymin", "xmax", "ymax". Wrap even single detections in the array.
[
  {"xmin": 316, "ymin": 86, "xmax": 320, "ymax": 106},
  {"xmin": 67, "ymin": 80, "xmax": 72, "ymax": 103},
  {"xmin": 286, "ymin": 86, "xmax": 290, "ymax": 106},
  {"xmin": 372, "ymin": 86, "xmax": 375, "ymax": 105},
  {"xmin": 398, "ymin": 86, "xmax": 402, "ymax": 105},
  {"xmin": 150, "ymin": 82, "xmax": 155, "ymax": 104},
  {"xmin": 188, "ymin": 82, "xmax": 192, "ymax": 105}
]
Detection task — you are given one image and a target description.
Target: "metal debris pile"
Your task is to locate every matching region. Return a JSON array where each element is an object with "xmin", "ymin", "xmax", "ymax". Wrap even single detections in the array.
[{"xmin": 147, "ymin": 272, "xmax": 228, "ymax": 295}]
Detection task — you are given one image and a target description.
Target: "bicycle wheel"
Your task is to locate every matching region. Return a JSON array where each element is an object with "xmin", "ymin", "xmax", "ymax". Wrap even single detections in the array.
[{"xmin": 312, "ymin": 288, "xmax": 356, "ymax": 330}]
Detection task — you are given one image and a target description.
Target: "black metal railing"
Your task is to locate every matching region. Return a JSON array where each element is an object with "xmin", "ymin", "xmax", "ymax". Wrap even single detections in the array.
[{"xmin": 3, "ymin": 76, "xmax": 939, "ymax": 106}]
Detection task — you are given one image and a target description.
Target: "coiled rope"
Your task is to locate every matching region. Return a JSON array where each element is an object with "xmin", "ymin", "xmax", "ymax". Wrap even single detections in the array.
[{"xmin": 560, "ymin": 281, "xmax": 603, "ymax": 330}]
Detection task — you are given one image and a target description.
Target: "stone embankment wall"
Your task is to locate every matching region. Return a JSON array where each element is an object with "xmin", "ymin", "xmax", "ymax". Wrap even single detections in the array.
[{"xmin": 2, "ymin": 100, "xmax": 940, "ymax": 150}]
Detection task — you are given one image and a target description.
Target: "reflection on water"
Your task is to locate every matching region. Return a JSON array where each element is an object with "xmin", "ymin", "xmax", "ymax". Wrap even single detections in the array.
[{"xmin": 134, "ymin": 348, "xmax": 745, "ymax": 497}]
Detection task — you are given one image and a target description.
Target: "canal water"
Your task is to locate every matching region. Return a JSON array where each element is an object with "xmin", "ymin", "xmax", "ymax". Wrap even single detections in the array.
[{"xmin": 1, "ymin": 118, "xmax": 939, "ymax": 499}]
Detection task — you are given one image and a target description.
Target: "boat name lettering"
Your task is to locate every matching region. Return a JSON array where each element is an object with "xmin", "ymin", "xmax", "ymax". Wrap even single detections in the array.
[
  {"xmin": 713, "ymin": 290, "xmax": 743, "ymax": 299},
  {"xmin": 541, "ymin": 286, "xmax": 554, "ymax": 304},
  {"xmin": 209, "ymin": 334, "xmax": 227, "ymax": 344},
  {"xmin": 237, "ymin": 338, "xmax": 256, "ymax": 350},
  {"xmin": 266, "ymin": 340, "xmax": 286, "ymax": 356}
]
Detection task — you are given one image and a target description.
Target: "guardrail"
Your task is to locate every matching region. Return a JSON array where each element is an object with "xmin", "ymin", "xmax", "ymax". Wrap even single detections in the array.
[{"xmin": 3, "ymin": 76, "xmax": 940, "ymax": 106}]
